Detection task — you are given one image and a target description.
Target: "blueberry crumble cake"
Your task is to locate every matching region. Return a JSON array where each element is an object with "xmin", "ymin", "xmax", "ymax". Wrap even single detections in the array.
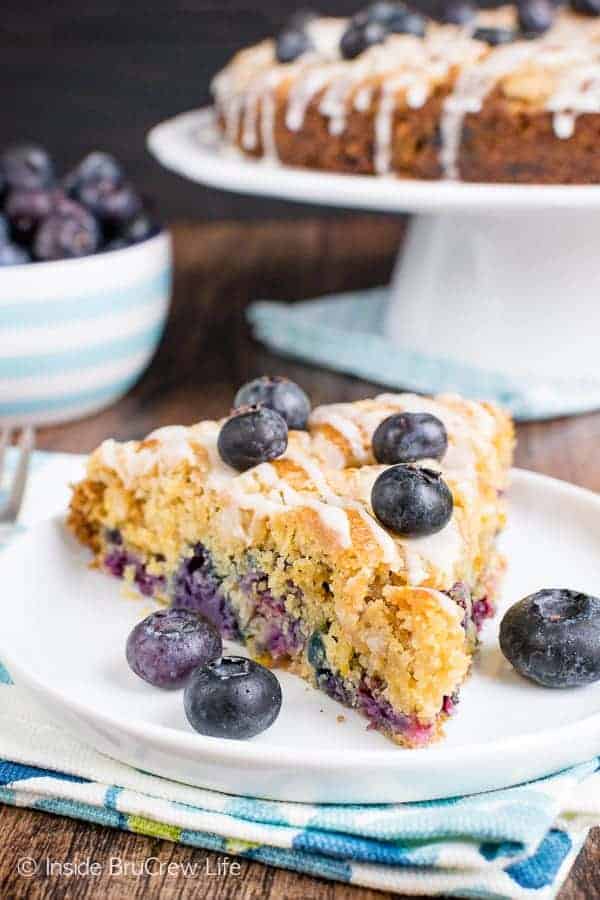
[
  {"xmin": 212, "ymin": 2, "xmax": 600, "ymax": 183},
  {"xmin": 69, "ymin": 383, "xmax": 513, "ymax": 746}
]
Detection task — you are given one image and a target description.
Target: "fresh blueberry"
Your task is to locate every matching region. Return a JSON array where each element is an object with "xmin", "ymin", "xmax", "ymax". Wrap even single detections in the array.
[
  {"xmin": 372, "ymin": 412, "xmax": 448, "ymax": 464},
  {"xmin": 353, "ymin": 2, "xmax": 426, "ymax": 35},
  {"xmin": 51, "ymin": 191, "xmax": 98, "ymax": 222},
  {"xmin": 307, "ymin": 630, "xmax": 327, "ymax": 669},
  {"xmin": 500, "ymin": 590, "xmax": 600, "ymax": 688},
  {"xmin": 440, "ymin": 0, "xmax": 476, "ymax": 24},
  {"xmin": 63, "ymin": 151, "xmax": 123, "ymax": 196},
  {"xmin": 119, "ymin": 212, "xmax": 160, "ymax": 244},
  {"xmin": 0, "ymin": 214, "xmax": 9, "ymax": 244},
  {"xmin": 386, "ymin": 8, "xmax": 427, "ymax": 35},
  {"xmin": 126, "ymin": 607, "xmax": 222, "ymax": 689},
  {"xmin": 1, "ymin": 144, "xmax": 55, "ymax": 191},
  {"xmin": 354, "ymin": 1, "xmax": 404, "ymax": 25},
  {"xmin": 234, "ymin": 376, "xmax": 311, "ymax": 430},
  {"xmin": 184, "ymin": 656, "xmax": 282, "ymax": 739},
  {"xmin": 276, "ymin": 28, "xmax": 313, "ymax": 63},
  {"xmin": 5, "ymin": 188, "xmax": 54, "ymax": 243},
  {"xmin": 340, "ymin": 21, "xmax": 387, "ymax": 59},
  {"xmin": 287, "ymin": 7, "xmax": 318, "ymax": 30},
  {"xmin": 78, "ymin": 179, "xmax": 142, "ymax": 228},
  {"xmin": 218, "ymin": 406, "xmax": 288, "ymax": 471},
  {"xmin": 103, "ymin": 238, "xmax": 129, "ymax": 252},
  {"xmin": 33, "ymin": 205, "xmax": 100, "ymax": 260},
  {"xmin": 518, "ymin": 0, "xmax": 554, "ymax": 34},
  {"xmin": 472, "ymin": 26, "xmax": 517, "ymax": 44},
  {"xmin": 571, "ymin": 0, "xmax": 600, "ymax": 13},
  {"xmin": 0, "ymin": 242, "xmax": 30, "ymax": 266},
  {"xmin": 371, "ymin": 465, "xmax": 453, "ymax": 536}
]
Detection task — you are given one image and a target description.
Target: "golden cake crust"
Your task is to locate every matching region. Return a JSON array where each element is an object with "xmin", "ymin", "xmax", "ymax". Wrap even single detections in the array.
[
  {"xmin": 212, "ymin": 8, "xmax": 600, "ymax": 184},
  {"xmin": 68, "ymin": 391, "xmax": 514, "ymax": 742}
]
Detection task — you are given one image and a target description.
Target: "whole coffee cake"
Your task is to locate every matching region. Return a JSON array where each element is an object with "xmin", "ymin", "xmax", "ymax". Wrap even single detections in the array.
[{"xmin": 211, "ymin": 3, "xmax": 600, "ymax": 183}]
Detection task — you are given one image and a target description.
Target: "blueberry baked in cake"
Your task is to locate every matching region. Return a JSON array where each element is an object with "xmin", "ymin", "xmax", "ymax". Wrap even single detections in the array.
[
  {"xmin": 69, "ymin": 380, "xmax": 514, "ymax": 746},
  {"xmin": 212, "ymin": 1, "xmax": 600, "ymax": 183}
]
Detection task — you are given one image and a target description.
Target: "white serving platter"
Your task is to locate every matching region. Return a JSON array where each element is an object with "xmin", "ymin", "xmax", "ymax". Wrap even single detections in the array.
[
  {"xmin": 148, "ymin": 107, "xmax": 600, "ymax": 214},
  {"xmin": 1, "ymin": 468, "xmax": 600, "ymax": 804}
]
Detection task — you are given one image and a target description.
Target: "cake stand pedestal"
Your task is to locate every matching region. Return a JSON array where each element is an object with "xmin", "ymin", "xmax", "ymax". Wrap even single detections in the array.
[
  {"xmin": 389, "ymin": 210, "xmax": 600, "ymax": 378},
  {"xmin": 148, "ymin": 109, "xmax": 600, "ymax": 391}
]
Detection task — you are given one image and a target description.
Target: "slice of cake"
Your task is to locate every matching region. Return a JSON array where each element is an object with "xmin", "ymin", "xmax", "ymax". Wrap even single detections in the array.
[{"xmin": 68, "ymin": 386, "xmax": 513, "ymax": 747}]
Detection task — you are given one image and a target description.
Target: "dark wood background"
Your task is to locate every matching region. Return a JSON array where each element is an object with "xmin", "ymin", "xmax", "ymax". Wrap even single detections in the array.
[{"xmin": 1, "ymin": 0, "xmax": 371, "ymax": 223}]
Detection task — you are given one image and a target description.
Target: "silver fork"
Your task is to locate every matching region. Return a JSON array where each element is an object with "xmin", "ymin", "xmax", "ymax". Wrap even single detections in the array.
[{"xmin": 0, "ymin": 427, "xmax": 35, "ymax": 526}]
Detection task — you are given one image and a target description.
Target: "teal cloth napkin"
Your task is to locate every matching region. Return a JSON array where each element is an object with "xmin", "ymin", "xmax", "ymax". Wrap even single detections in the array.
[
  {"xmin": 1, "ymin": 449, "xmax": 599, "ymax": 899},
  {"xmin": 248, "ymin": 289, "xmax": 600, "ymax": 421}
]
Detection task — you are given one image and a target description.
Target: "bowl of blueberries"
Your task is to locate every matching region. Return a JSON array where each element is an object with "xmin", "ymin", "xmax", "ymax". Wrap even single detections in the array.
[{"xmin": 0, "ymin": 144, "xmax": 171, "ymax": 426}]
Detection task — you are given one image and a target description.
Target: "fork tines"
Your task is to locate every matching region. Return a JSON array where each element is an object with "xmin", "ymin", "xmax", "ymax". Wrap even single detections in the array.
[{"xmin": 0, "ymin": 426, "xmax": 35, "ymax": 525}]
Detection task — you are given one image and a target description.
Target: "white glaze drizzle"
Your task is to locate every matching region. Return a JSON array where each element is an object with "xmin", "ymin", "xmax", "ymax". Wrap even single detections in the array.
[
  {"xmin": 95, "ymin": 393, "xmax": 504, "ymax": 584},
  {"xmin": 309, "ymin": 405, "xmax": 370, "ymax": 462},
  {"xmin": 212, "ymin": 10, "xmax": 600, "ymax": 181},
  {"xmin": 440, "ymin": 41, "xmax": 534, "ymax": 179},
  {"xmin": 440, "ymin": 16, "xmax": 600, "ymax": 176}
]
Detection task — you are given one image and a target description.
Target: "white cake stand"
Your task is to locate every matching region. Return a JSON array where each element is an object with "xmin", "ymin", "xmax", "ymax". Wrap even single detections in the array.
[{"xmin": 148, "ymin": 108, "xmax": 600, "ymax": 397}]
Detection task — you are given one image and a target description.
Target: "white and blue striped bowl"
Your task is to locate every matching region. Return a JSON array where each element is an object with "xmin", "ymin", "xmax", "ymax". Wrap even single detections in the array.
[{"xmin": 0, "ymin": 231, "xmax": 172, "ymax": 426}]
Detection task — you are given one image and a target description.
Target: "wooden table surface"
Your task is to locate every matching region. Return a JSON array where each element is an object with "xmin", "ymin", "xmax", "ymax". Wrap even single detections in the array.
[{"xmin": 2, "ymin": 219, "xmax": 598, "ymax": 899}]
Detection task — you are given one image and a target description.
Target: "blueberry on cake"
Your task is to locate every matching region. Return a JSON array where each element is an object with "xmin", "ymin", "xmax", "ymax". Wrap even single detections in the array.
[
  {"xmin": 212, "ymin": 2, "xmax": 600, "ymax": 183},
  {"xmin": 69, "ymin": 380, "xmax": 514, "ymax": 747}
]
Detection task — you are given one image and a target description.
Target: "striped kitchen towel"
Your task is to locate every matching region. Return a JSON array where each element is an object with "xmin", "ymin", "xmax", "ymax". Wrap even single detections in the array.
[
  {"xmin": 1, "ymin": 449, "xmax": 599, "ymax": 898},
  {"xmin": 248, "ymin": 290, "xmax": 600, "ymax": 421}
]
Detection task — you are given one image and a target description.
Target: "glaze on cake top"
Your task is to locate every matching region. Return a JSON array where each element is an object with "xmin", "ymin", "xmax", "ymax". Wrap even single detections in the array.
[{"xmin": 211, "ymin": 7, "xmax": 600, "ymax": 179}]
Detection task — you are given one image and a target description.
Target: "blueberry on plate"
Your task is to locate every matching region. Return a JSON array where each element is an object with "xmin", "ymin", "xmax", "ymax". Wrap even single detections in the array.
[
  {"xmin": 1, "ymin": 144, "xmax": 55, "ymax": 191},
  {"xmin": 499, "ymin": 589, "xmax": 600, "ymax": 688},
  {"xmin": 0, "ymin": 242, "xmax": 30, "ymax": 266},
  {"xmin": 371, "ymin": 464, "xmax": 453, "ymax": 536},
  {"xmin": 518, "ymin": 0, "xmax": 554, "ymax": 34},
  {"xmin": 276, "ymin": 28, "xmax": 314, "ymax": 63},
  {"xmin": 472, "ymin": 26, "xmax": 517, "ymax": 45},
  {"xmin": 5, "ymin": 188, "xmax": 55, "ymax": 243},
  {"xmin": 340, "ymin": 21, "xmax": 387, "ymax": 59},
  {"xmin": 372, "ymin": 412, "xmax": 448, "ymax": 464},
  {"xmin": 234, "ymin": 375, "xmax": 311, "ymax": 430},
  {"xmin": 33, "ymin": 205, "xmax": 100, "ymax": 261},
  {"xmin": 218, "ymin": 405, "xmax": 288, "ymax": 471},
  {"xmin": 184, "ymin": 656, "xmax": 282, "ymax": 739},
  {"xmin": 126, "ymin": 607, "xmax": 222, "ymax": 689}
]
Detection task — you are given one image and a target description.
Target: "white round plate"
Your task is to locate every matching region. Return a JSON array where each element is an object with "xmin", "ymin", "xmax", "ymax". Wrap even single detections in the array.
[
  {"xmin": 2, "ymin": 468, "xmax": 600, "ymax": 804},
  {"xmin": 147, "ymin": 108, "xmax": 600, "ymax": 214}
]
